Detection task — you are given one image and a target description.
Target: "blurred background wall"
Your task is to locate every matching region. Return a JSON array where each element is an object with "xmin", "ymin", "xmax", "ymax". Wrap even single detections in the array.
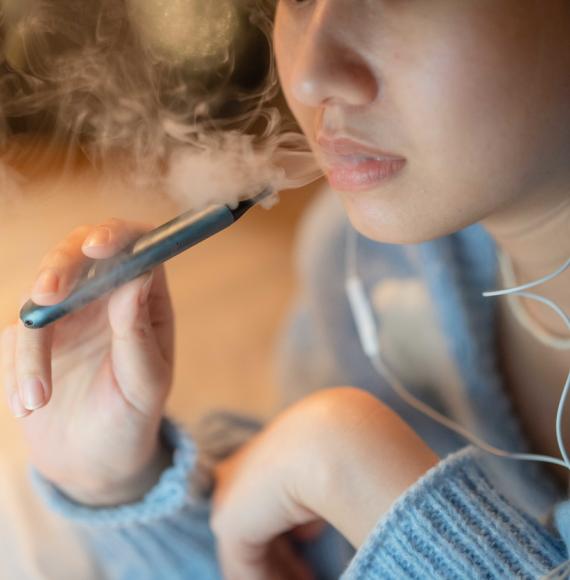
[{"xmin": 0, "ymin": 1, "xmax": 324, "ymax": 574}]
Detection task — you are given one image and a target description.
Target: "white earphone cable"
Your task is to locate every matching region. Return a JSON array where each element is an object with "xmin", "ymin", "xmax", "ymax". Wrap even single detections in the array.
[{"xmin": 345, "ymin": 226, "xmax": 570, "ymax": 472}]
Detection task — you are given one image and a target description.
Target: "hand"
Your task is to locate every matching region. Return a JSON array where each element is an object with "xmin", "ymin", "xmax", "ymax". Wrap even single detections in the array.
[
  {"xmin": 1, "ymin": 219, "xmax": 175, "ymax": 506},
  {"xmin": 212, "ymin": 388, "xmax": 438, "ymax": 580}
]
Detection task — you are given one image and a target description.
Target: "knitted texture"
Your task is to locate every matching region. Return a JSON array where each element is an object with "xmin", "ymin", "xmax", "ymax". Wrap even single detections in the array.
[
  {"xmin": 342, "ymin": 447, "xmax": 565, "ymax": 579},
  {"xmin": 32, "ymin": 418, "xmax": 223, "ymax": 580}
]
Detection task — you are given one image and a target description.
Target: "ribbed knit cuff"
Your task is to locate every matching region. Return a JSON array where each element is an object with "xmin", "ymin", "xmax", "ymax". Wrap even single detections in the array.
[
  {"xmin": 30, "ymin": 418, "xmax": 197, "ymax": 529},
  {"xmin": 343, "ymin": 447, "xmax": 565, "ymax": 579}
]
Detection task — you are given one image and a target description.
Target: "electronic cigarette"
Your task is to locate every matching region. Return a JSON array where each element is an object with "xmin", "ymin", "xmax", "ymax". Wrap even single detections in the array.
[{"xmin": 20, "ymin": 189, "xmax": 272, "ymax": 329}]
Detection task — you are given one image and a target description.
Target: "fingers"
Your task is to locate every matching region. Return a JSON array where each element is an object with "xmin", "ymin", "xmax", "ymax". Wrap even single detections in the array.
[
  {"xmin": 1, "ymin": 326, "xmax": 30, "ymax": 418},
  {"xmin": 217, "ymin": 537, "xmax": 270, "ymax": 580},
  {"xmin": 30, "ymin": 218, "xmax": 151, "ymax": 307},
  {"xmin": 17, "ymin": 222, "xmax": 83, "ymax": 411},
  {"xmin": 31, "ymin": 225, "xmax": 93, "ymax": 306},
  {"xmin": 21, "ymin": 220, "xmax": 150, "ymax": 412},
  {"xmin": 19, "ymin": 217, "xmax": 173, "ymax": 419},
  {"xmin": 81, "ymin": 217, "xmax": 175, "ymax": 366},
  {"xmin": 106, "ymin": 271, "xmax": 172, "ymax": 418},
  {"xmin": 1, "ymin": 322, "xmax": 52, "ymax": 418},
  {"xmin": 81, "ymin": 218, "xmax": 150, "ymax": 260},
  {"xmin": 15, "ymin": 321, "xmax": 54, "ymax": 413},
  {"xmin": 217, "ymin": 537, "xmax": 314, "ymax": 580}
]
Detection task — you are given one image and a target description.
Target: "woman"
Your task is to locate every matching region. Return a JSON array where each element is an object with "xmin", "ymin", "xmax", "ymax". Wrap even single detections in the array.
[{"xmin": 2, "ymin": 1, "xmax": 569, "ymax": 577}]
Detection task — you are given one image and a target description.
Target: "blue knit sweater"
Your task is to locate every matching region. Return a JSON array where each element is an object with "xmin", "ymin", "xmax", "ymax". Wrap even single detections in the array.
[{"xmin": 32, "ymin": 193, "xmax": 570, "ymax": 579}]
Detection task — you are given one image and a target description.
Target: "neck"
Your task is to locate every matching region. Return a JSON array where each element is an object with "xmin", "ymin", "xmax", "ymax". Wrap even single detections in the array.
[{"xmin": 482, "ymin": 188, "xmax": 570, "ymax": 337}]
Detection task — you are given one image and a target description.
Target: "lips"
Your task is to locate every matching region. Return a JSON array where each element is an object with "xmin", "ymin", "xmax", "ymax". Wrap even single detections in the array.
[{"xmin": 316, "ymin": 136, "xmax": 406, "ymax": 192}]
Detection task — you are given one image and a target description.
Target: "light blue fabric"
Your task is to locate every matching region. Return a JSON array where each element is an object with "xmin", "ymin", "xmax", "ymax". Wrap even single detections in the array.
[{"xmin": 31, "ymin": 193, "xmax": 569, "ymax": 578}]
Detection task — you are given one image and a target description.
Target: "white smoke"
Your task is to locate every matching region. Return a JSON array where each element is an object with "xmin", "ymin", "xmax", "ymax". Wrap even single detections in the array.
[{"xmin": 0, "ymin": 0, "xmax": 321, "ymax": 208}]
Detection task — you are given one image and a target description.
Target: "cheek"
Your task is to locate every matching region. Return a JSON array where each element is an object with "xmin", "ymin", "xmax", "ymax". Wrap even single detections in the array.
[{"xmin": 398, "ymin": 7, "xmax": 563, "ymax": 207}]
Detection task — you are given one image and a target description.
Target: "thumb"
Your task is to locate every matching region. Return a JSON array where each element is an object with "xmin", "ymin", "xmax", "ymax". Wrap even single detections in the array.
[{"xmin": 107, "ymin": 273, "xmax": 170, "ymax": 415}]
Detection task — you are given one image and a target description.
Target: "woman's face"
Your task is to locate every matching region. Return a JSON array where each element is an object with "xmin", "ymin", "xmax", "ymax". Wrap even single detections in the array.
[{"xmin": 274, "ymin": 0, "xmax": 570, "ymax": 243}]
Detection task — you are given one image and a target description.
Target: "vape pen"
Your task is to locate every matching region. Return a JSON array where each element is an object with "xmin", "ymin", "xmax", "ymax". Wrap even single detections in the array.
[{"xmin": 20, "ymin": 189, "xmax": 272, "ymax": 329}]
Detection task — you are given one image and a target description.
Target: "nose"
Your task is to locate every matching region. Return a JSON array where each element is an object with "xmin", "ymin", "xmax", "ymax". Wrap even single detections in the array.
[{"xmin": 290, "ymin": 5, "xmax": 378, "ymax": 108}]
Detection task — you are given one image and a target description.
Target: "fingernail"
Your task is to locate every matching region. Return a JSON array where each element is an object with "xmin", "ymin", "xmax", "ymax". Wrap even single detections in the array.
[
  {"xmin": 33, "ymin": 270, "xmax": 60, "ymax": 296},
  {"xmin": 139, "ymin": 274, "xmax": 154, "ymax": 306},
  {"xmin": 21, "ymin": 377, "xmax": 46, "ymax": 411},
  {"xmin": 84, "ymin": 227, "xmax": 111, "ymax": 249},
  {"xmin": 10, "ymin": 392, "xmax": 29, "ymax": 418}
]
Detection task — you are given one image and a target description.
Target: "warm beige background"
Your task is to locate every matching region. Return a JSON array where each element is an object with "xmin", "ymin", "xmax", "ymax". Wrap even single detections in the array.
[{"xmin": 0, "ymin": 159, "xmax": 317, "ymax": 579}]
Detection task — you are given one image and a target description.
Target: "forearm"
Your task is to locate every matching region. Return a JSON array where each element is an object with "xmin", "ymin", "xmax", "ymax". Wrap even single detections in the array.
[{"xmin": 303, "ymin": 394, "xmax": 438, "ymax": 548}]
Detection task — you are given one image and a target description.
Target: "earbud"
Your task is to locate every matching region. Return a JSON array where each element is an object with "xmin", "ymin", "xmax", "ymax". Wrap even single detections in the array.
[{"xmin": 345, "ymin": 275, "xmax": 380, "ymax": 359}]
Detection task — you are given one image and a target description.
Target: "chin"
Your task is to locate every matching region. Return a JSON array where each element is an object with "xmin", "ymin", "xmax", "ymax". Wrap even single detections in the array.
[{"xmin": 339, "ymin": 190, "xmax": 472, "ymax": 246}]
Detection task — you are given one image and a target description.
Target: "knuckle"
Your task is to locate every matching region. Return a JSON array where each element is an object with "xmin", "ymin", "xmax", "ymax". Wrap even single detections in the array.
[
  {"xmin": 70, "ymin": 225, "xmax": 92, "ymax": 239},
  {"xmin": 107, "ymin": 218, "xmax": 147, "ymax": 243},
  {"xmin": 40, "ymin": 247, "xmax": 73, "ymax": 270},
  {"xmin": 131, "ymin": 322, "xmax": 153, "ymax": 343},
  {"xmin": 105, "ymin": 217, "xmax": 126, "ymax": 231},
  {"xmin": 51, "ymin": 247, "xmax": 75, "ymax": 265}
]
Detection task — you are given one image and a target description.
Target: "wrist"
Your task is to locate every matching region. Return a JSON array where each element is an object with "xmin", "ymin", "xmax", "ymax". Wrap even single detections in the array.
[
  {"xmin": 59, "ymin": 441, "xmax": 174, "ymax": 508},
  {"xmin": 320, "ymin": 437, "xmax": 436, "ymax": 548}
]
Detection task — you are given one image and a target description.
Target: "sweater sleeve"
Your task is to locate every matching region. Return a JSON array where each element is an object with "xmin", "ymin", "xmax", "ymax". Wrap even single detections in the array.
[
  {"xmin": 342, "ymin": 447, "xmax": 567, "ymax": 580},
  {"xmin": 30, "ymin": 418, "xmax": 222, "ymax": 580}
]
